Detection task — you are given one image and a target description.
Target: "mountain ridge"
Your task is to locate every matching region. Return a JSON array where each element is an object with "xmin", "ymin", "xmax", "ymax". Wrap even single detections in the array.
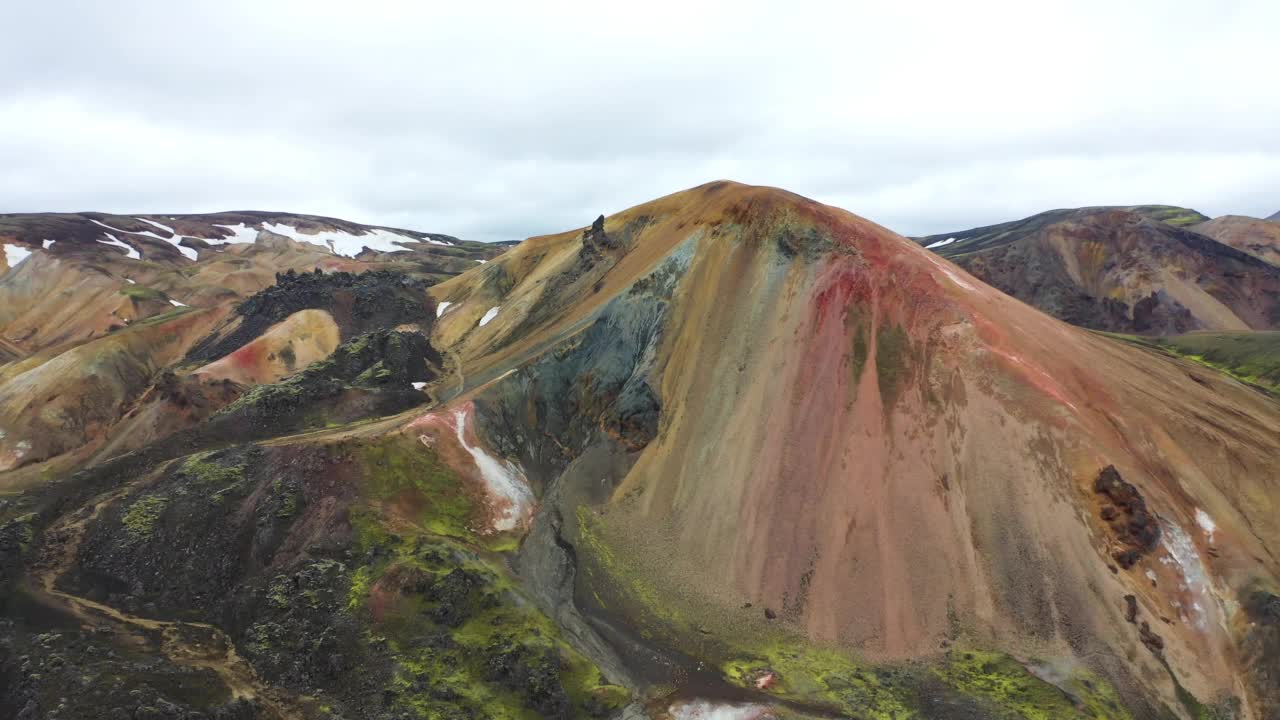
[
  {"xmin": 914, "ymin": 205, "xmax": 1280, "ymax": 333},
  {"xmin": 2, "ymin": 181, "xmax": 1278, "ymax": 719}
]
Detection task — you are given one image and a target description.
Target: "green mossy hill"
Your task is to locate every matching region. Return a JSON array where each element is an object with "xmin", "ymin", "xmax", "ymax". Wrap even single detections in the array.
[
  {"xmin": 342, "ymin": 437, "xmax": 629, "ymax": 720},
  {"xmin": 1157, "ymin": 332, "xmax": 1280, "ymax": 393},
  {"xmin": 217, "ymin": 329, "xmax": 439, "ymax": 423},
  {"xmin": 187, "ymin": 268, "xmax": 434, "ymax": 362},
  {"xmin": 349, "ymin": 533, "xmax": 629, "ymax": 720},
  {"xmin": 350, "ymin": 435, "xmax": 485, "ymax": 544},
  {"xmin": 1101, "ymin": 331, "xmax": 1280, "ymax": 394},
  {"xmin": 1134, "ymin": 206, "xmax": 1211, "ymax": 228}
]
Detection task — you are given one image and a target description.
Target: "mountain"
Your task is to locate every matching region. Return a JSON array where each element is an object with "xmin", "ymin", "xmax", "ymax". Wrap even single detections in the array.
[
  {"xmin": 2, "ymin": 182, "xmax": 1278, "ymax": 720},
  {"xmin": 0, "ymin": 211, "xmax": 504, "ymax": 357},
  {"xmin": 1191, "ymin": 215, "xmax": 1280, "ymax": 267},
  {"xmin": 1268, "ymin": 210, "xmax": 1280, "ymax": 221},
  {"xmin": 0, "ymin": 211, "xmax": 506, "ymax": 479},
  {"xmin": 915, "ymin": 206, "xmax": 1280, "ymax": 334}
]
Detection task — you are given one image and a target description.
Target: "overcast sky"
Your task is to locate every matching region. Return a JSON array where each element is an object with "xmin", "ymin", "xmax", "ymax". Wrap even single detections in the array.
[{"xmin": 1, "ymin": 1, "xmax": 1276, "ymax": 241}]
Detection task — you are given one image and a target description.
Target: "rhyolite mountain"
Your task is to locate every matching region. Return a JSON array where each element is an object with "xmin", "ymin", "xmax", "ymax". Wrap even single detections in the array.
[
  {"xmin": 2, "ymin": 183, "xmax": 1278, "ymax": 720},
  {"xmin": 0, "ymin": 211, "xmax": 506, "ymax": 355},
  {"xmin": 0, "ymin": 211, "xmax": 507, "ymax": 480},
  {"xmin": 1190, "ymin": 215, "xmax": 1280, "ymax": 267},
  {"xmin": 914, "ymin": 205, "xmax": 1280, "ymax": 334}
]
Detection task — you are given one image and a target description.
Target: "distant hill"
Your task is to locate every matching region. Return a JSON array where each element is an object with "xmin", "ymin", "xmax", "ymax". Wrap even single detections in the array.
[
  {"xmin": 1191, "ymin": 214, "xmax": 1280, "ymax": 267},
  {"xmin": 0, "ymin": 211, "xmax": 507, "ymax": 354},
  {"xmin": 915, "ymin": 205, "xmax": 1280, "ymax": 334}
]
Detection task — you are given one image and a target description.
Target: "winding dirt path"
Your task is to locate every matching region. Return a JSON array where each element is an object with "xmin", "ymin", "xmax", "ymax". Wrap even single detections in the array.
[{"xmin": 27, "ymin": 483, "xmax": 302, "ymax": 720}]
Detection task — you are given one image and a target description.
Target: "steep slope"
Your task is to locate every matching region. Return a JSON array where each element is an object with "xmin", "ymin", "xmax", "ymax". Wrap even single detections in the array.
[
  {"xmin": 426, "ymin": 182, "xmax": 1280, "ymax": 718},
  {"xmin": 1191, "ymin": 215, "xmax": 1280, "ymax": 267},
  {"xmin": 914, "ymin": 206, "xmax": 1280, "ymax": 334},
  {"xmin": 0, "ymin": 307, "xmax": 228, "ymax": 474},
  {"xmin": 1267, "ymin": 210, "xmax": 1280, "ymax": 221},
  {"xmin": 2, "ymin": 182, "xmax": 1278, "ymax": 720}
]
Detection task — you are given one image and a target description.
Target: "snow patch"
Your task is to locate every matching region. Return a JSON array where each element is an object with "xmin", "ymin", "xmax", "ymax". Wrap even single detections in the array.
[
  {"xmin": 97, "ymin": 233, "xmax": 141, "ymax": 260},
  {"xmin": 478, "ymin": 306, "xmax": 500, "ymax": 327},
  {"xmin": 92, "ymin": 219, "xmax": 198, "ymax": 261},
  {"xmin": 435, "ymin": 301, "xmax": 453, "ymax": 317},
  {"xmin": 1195, "ymin": 508, "xmax": 1217, "ymax": 543},
  {"xmin": 926, "ymin": 236, "xmax": 957, "ymax": 249},
  {"xmin": 169, "ymin": 299, "xmax": 188, "ymax": 307},
  {"xmin": 452, "ymin": 407, "xmax": 533, "ymax": 532},
  {"xmin": 475, "ymin": 259, "xmax": 487, "ymax": 264},
  {"xmin": 3, "ymin": 243, "xmax": 32, "ymax": 268},
  {"xmin": 211, "ymin": 223, "xmax": 260, "ymax": 245},
  {"xmin": 924, "ymin": 253, "xmax": 978, "ymax": 292},
  {"xmin": 42, "ymin": 239, "xmax": 55, "ymax": 250},
  {"xmin": 1161, "ymin": 517, "xmax": 1216, "ymax": 630},
  {"xmin": 125, "ymin": 278, "xmax": 136, "ymax": 284},
  {"xmin": 668, "ymin": 700, "xmax": 775, "ymax": 720},
  {"xmin": 259, "ymin": 222, "xmax": 445, "ymax": 257},
  {"xmin": 138, "ymin": 218, "xmax": 175, "ymax": 234},
  {"xmin": 411, "ymin": 382, "xmax": 427, "ymax": 390}
]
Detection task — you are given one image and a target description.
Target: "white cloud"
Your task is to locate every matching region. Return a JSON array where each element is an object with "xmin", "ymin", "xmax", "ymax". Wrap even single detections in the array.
[{"xmin": 0, "ymin": 0, "xmax": 1276, "ymax": 239}]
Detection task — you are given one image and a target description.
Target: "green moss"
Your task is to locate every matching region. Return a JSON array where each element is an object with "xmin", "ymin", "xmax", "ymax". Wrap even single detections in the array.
[
  {"xmin": 119, "ymin": 284, "xmax": 165, "ymax": 301},
  {"xmin": 179, "ymin": 452, "xmax": 246, "ymax": 486},
  {"xmin": 850, "ymin": 324, "xmax": 869, "ymax": 381},
  {"xmin": 1136, "ymin": 205, "xmax": 1209, "ymax": 228},
  {"xmin": 0, "ymin": 512, "xmax": 35, "ymax": 551},
  {"xmin": 272, "ymin": 478, "xmax": 300, "ymax": 519},
  {"xmin": 121, "ymin": 495, "xmax": 168, "ymax": 541},
  {"xmin": 574, "ymin": 506, "xmax": 673, "ymax": 632},
  {"xmin": 935, "ymin": 650, "xmax": 1130, "ymax": 720},
  {"xmin": 353, "ymin": 362, "xmax": 394, "ymax": 385},
  {"xmin": 876, "ymin": 323, "xmax": 911, "ymax": 405},
  {"xmin": 133, "ymin": 307, "xmax": 190, "ymax": 327},
  {"xmin": 723, "ymin": 644, "xmax": 914, "ymax": 719},
  {"xmin": 352, "ymin": 534, "xmax": 629, "ymax": 719},
  {"xmin": 276, "ymin": 492, "xmax": 299, "ymax": 518},
  {"xmin": 355, "ymin": 436, "xmax": 481, "ymax": 542},
  {"xmin": 218, "ymin": 381, "xmax": 306, "ymax": 417},
  {"xmin": 266, "ymin": 576, "xmax": 293, "ymax": 610},
  {"xmin": 1096, "ymin": 330, "xmax": 1280, "ymax": 395},
  {"xmin": 347, "ymin": 565, "xmax": 374, "ymax": 611},
  {"xmin": 338, "ymin": 436, "xmax": 629, "ymax": 718},
  {"xmin": 1157, "ymin": 332, "xmax": 1280, "ymax": 394}
]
